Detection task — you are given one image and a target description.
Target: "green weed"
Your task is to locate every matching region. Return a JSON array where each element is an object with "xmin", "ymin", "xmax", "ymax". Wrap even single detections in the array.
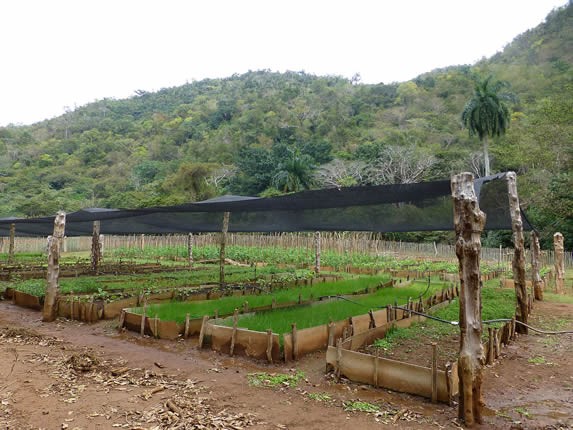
[
  {"xmin": 247, "ymin": 371, "xmax": 305, "ymax": 388},
  {"xmin": 343, "ymin": 400, "xmax": 380, "ymax": 413}
]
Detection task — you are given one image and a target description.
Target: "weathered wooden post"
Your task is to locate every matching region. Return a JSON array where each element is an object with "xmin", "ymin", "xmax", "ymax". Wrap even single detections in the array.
[
  {"xmin": 91, "ymin": 220, "xmax": 101, "ymax": 273},
  {"xmin": 531, "ymin": 231, "xmax": 543, "ymax": 301},
  {"xmin": 506, "ymin": 172, "xmax": 528, "ymax": 334},
  {"xmin": 452, "ymin": 172, "xmax": 486, "ymax": 426},
  {"xmin": 188, "ymin": 232, "xmax": 194, "ymax": 269},
  {"xmin": 554, "ymin": 232, "xmax": 565, "ymax": 294},
  {"xmin": 43, "ymin": 211, "xmax": 66, "ymax": 322},
  {"xmin": 314, "ymin": 231, "xmax": 321, "ymax": 275},
  {"xmin": 219, "ymin": 212, "xmax": 230, "ymax": 287},
  {"xmin": 8, "ymin": 223, "xmax": 15, "ymax": 264}
]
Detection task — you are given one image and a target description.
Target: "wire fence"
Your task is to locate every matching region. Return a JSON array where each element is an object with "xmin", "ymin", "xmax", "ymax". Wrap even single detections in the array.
[{"xmin": 0, "ymin": 232, "xmax": 571, "ymax": 268}]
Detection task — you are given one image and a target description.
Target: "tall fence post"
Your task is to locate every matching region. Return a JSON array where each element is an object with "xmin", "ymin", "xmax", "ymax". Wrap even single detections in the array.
[
  {"xmin": 8, "ymin": 223, "xmax": 15, "ymax": 264},
  {"xmin": 506, "ymin": 172, "xmax": 528, "ymax": 334},
  {"xmin": 452, "ymin": 172, "xmax": 486, "ymax": 426},
  {"xmin": 554, "ymin": 232, "xmax": 565, "ymax": 294},
  {"xmin": 314, "ymin": 231, "xmax": 321, "ymax": 275},
  {"xmin": 91, "ymin": 220, "xmax": 101, "ymax": 273},
  {"xmin": 188, "ymin": 232, "xmax": 194, "ymax": 269},
  {"xmin": 220, "ymin": 212, "xmax": 230, "ymax": 287},
  {"xmin": 531, "ymin": 231, "xmax": 543, "ymax": 301},
  {"xmin": 43, "ymin": 211, "xmax": 66, "ymax": 322}
]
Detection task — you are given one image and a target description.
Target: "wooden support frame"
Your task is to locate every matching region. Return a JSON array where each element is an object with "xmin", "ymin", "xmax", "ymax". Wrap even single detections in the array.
[
  {"xmin": 91, "ymin": 220, "xmax": 102, "ymax": 273},
  {"xmin": 314, "ymin": 231, "xmax": 321, "ymax": 275},
  {"xmin": 530, "ymin": 231, "xmax": 543, "ymax": 301},
  {"xmin": 43, "ymin": 211, "xmax": 66, "ymax": 322},
  {"xmin": 506, "ymin": 172, "xmax": 528, "ymax": 334},
  {"xmin": 219, "ymin": 212, "xmax": 230, "ymax": 287},
  {"xmin": 554, "ymin": 232, "xmax": 565, "ymax": 294},
  {"xmin": 451, "ymin": 173, "xmax": 486, "ymax": 426}
]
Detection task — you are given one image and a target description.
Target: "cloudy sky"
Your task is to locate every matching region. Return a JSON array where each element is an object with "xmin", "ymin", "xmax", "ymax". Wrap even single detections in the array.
[{"xmin": 0, "ymin": 0, "xmax": 567, "ymax": 126}]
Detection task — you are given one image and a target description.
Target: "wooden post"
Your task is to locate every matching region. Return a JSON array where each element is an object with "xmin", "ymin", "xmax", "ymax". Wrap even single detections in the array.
[
  {"xmin": 99, "ymin": 234, "xmax": 104, "ymax": 260},
  {"xmin": 188, "ymin": 233, "xmax": 194, "ymax": 269},
  {"xmin": 8, "ymin": 223, "xmax": 15, "ymax": 264},
  {"xmin": 118, "ymin": 309, "xmax": 126, "ymax": 331},
  {"xmin": 266, "ymin": 329, "xmax": 273, "ymax": 364},
  {"xmin": 368, "ymin": 310, "xmax": 376, "ymax": 329},
  {"xmin": 184, "ymin": 313, "xmax": 190, "ymax": 339},
  {"xmin": 140, "ymin": 234, "xmax": 145, "ymax": 251},
  {"xmin": 486, "ymin": 327, "xmax": 494, "ymax": 365},
  {"xmin": 229, "ymin": 308, "xmax": 238, "ymax": 356},
  {"xmin": 91, "ymin": 220, "xmax": 101, "ymax": 273},
  {"xmin": 327, "ymin": 321, "xmax": 335, "ymax": 346},
  {"xmin": 554, "ymin": 232, "xmax": 565, "ymax": 294},
  {"xmin": 153, "ymin": 314, "xmax": 159, "ymax": 339},
  {"xmin": 219, "ymin": 212, "xmax": 230, "ymax": 287},
  {"xmin": 531, "ymin": 231, "xmax": 543, "ymax": 301},
  {"xmin": 507, "ymin": 172, "xmax": 528, "ymax": 334},
  {"xmin": 291, "ymin": 323, "xmax": 298, "ymax": 361},
  {"xmin": 431, "ymin": 342, "xmax": 438, "ymax": 404},
  {"xmin": 452, "ymin": 172, "xmax": 486, "ymax": 425},
  {"xmin": 43, "ymin": 211, "xmax": 66, "ymax": 322},
  {"xmin": 493, "ymin": 328, "xmax": 500, "ymax": 359},
  {"xmin": 140, "ymin": 301, "xmax": 147, "ymax": 337},
  {"xmin": 198, "ymin": 315, "xmax": 209, "ymax": 348},
  {"xmin": 314, "ymin": 231, "xmax": 321, "ymax": 275}
]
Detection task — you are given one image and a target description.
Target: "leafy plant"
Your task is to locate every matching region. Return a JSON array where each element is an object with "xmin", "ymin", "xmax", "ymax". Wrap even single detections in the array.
[
  {"xmin": 343, "ymin": 400, "xmax": 380, "ymax": 413},
  {"xmin": 247, "ymin": 371, "xmax": 305, "ymax": 388}
]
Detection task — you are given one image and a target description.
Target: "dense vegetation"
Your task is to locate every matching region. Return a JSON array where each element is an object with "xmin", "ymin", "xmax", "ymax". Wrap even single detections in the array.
[{"xmin": 0, "ymin": 4, "xmax": 571, "ymax": 248}]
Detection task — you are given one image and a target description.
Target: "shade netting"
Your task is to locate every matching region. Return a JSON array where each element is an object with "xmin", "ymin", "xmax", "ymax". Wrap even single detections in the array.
[{"xmin": 0, "ymin": 173, "xmax": 533, "ymax": 237}]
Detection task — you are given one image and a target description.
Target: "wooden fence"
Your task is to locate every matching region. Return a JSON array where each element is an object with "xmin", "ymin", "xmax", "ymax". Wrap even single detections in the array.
[{"xmin": 1, "ymin": 233, "xmax": 570, "ymax": 267}]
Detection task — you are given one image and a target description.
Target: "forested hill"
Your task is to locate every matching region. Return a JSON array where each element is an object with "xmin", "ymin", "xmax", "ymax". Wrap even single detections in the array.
[{"xmin": 0, "ymin": 3, "xmax": 571, "ymax": 248}]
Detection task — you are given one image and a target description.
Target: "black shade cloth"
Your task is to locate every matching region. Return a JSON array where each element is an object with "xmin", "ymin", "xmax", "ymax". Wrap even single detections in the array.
[{"xmin": 0, "ymin": 173, "xmax": 533, "ymax": 237}]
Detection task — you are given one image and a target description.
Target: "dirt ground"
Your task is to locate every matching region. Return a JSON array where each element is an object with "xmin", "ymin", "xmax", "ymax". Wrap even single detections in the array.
[{"xmin": 0, "ymin": 299, "xmax": 571, "ymax": 430}]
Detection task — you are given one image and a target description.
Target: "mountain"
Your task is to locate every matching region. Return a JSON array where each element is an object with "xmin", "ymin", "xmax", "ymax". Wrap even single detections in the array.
[{"xmin": 0, "ymin": 3, "xmax": 571, "ymax": 248}]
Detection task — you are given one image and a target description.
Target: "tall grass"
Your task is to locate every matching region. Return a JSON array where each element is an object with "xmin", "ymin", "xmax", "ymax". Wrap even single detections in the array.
[
  {"xmin": 219, "ymin": 279, "xmax": 448, "ymax": 334},
  {"xmin": 8, "ymin": 265, "xmax": 314, "ymax": 297},
  {"xmin": 134, "ymin": 275, "xmax": 396, "ymax": 323},
  {"xmin": 374, "ymin": 286, "xmax": 517, "ymax": 350}
]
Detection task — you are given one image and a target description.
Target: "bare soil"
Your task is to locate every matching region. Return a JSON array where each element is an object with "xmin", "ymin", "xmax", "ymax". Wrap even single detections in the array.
[{"xmin": 0, "ymin": 298, "xmax": 571, "ymax": 429}]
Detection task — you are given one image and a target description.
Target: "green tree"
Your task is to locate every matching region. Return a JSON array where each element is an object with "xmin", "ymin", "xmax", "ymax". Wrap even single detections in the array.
[
  {"xmin": 272, "ymin": 148, "xmax": 315, "ymax": 193},
  {"xmin": 461, "ymin": 75, "xmax": 512, "ymax": 176}
]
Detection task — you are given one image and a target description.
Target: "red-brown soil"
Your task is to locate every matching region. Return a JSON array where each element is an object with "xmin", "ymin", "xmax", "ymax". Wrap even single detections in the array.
[{"xmin": 0, "ymin": 298, "xmax": 571, "ymax": 429}]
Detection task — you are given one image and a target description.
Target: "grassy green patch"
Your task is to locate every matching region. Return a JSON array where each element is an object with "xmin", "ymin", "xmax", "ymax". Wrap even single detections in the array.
[
  {"xmin": 373, "ymin": 286, "xmax": 516, "ymax": 352},
  {"xmin": 527, "ymin": 356, "xmax": 546, "ymax": 364},
  {"xmin": 343, "ymin": 400, "xmax": 380, "ymax": 413},
  {"xmin": 307, "ymin": 392, "xmax": 332, "ymax": 402},
  {"xmin": 133, "ymin": 275, "xmax": 391, "ymax": 323},
  {"xmin": 222, "ymin": 279, "xmax": 446, "ymax": 334},
  {"xmin": 543, "ymin": 292, "xmax": 573, "ymax": 305},
  {"xmin": 247, "ymin": 371, "xmax": 305, "ymax": 388}
]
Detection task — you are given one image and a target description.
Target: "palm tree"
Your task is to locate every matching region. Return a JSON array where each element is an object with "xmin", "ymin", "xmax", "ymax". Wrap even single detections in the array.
[
  {"xmin": 461, "ymin": 75, "xmax": 512, "ymax": 176},
  {"xmin": 272, "ymin": 148, "xmax": 315, "ymax": 193}
]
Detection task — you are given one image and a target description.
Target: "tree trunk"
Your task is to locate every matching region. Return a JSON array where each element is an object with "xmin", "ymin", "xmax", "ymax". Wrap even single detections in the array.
[
  {"xmin": 531, "ymin": 231, "xmax": 543, "ymax": 301},
  {"xmin": 43, "ymin": 211, "xmax": 66, "ymax": 322},
  {"xmin": 506, "ymin": 172, "xmax": 528, "ymax": 334},
  {"xmin": 8, "ymin": 223, "xmax": 15, "ymax": 264},
  {"xmin": 314, "ymin": 231, "xmax": 321, "ymax": 275},
  {"xmin": 451, "ymin": 172, "xmax": 486, "ymax": 426},
  {"xmin": 554, "ymin": 232, "xmax": 565, "ymax": 294},
  {"xmin": 483, "ymin": 136, "xmax": 490, "ymax": 177},
  {"xmin": 91, "ymin": 220, "xmax": 101, "ymax": 273},
  {"xmin": 219, "ymin": 212, "xmax": 230, "ymax": 287}
]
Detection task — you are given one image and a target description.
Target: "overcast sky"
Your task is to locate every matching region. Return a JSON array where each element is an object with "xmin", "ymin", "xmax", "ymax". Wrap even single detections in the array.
[{"xmin": 0, "ymin": 0, "xmax": 567, "ymax": 126}]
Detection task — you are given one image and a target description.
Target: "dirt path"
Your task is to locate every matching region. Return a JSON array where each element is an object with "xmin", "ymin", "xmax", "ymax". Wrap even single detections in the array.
[{"xmin": 0, "ymin": 299, "xmax": 571, "ymax": 429}]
